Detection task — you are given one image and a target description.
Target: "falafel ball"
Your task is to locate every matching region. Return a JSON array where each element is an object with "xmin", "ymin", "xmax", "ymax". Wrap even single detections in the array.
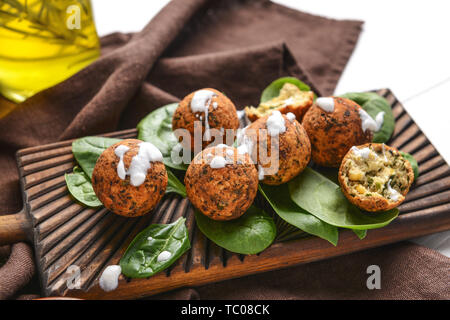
[
  {"xmin": 185, "ymin": 145, "xmax": 258, "ymax": 221},
  {"xmin": 239, "ymin": 111, "xmax": 311, "ymax": 185},
  {"xmin": 302, "ymin": 97, "xmax": 373, "ymax": 168},
  {"xmin": 245, "ymin": 83, "xmax": 315, "ymax": 122},
  {"xmin": 172, "ymin": 88, "xmax": 240, "ymax": 151},
  {"xmin": 338, "ymin": 143, "xmax": 414, "ymax": 212},
  {"xmin": 92, "ymin": 139, "xmax": 168, "ymax": 217}
]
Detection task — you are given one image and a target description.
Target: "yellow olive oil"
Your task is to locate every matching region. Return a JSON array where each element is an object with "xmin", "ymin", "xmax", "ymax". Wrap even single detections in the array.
[{"xmin": 0, "ymin": 0, "xmax": 100, "ymax": 104}]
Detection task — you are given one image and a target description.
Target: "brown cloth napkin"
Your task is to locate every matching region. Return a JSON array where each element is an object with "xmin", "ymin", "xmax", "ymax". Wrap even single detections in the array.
[
  {"xmin": 155, "ymin": 242, "xmax": 450, "ymax": 300},
  {"xmin": 0, "ymin": 0, "xmax": 448, "ymax": 299}
]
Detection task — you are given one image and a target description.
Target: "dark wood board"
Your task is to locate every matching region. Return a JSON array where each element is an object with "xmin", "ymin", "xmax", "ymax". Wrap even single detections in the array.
[{"xmin": 5, "ymin": 89, "xmax": 450, "ymax": 299}]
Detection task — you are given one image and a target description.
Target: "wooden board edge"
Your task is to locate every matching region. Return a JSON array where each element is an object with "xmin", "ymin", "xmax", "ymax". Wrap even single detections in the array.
[{"xmin": 66, "ymin": 207, "xmax": 450, "ymax": 299}]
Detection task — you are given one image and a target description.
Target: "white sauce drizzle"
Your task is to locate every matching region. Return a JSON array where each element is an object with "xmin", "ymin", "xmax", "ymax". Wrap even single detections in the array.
[
  {"xmin": 351, "ymin": 146, "xmax": 372, "ymax": 160},
  {"xmin": 283, "ymin": 97, "xmax": 294, "ymax": 107},
  {"xmin": 236, "ymin": 126, "xmax": 253, "ymax": 155},
  {"xmin": 258, "ymin": 165, "xmax": 265, "ymax": 180},
  {"xmin": 382, "ymin": 143, "xmax": 388, "ymax": 162},
  {"xmin": 237, "ymin": 141, "xmax": 251, "ymax": 155},
  {"xmin": 115, "ymin": 145, "xmax": 130, "ymax": 180},
  {"xmin": 171, "ymin": 143, "xmax": 183, "ymax": 161},
  {"xmin": 99, "ymin": 265, "xmax": 121, "ymax": 292},
  {"xmin": 286, "ymin": 112, "xmax": 296, "ymax": 122},
  {"xmin": 157, "ymin": 251, "xmax": 172, "ymax": 262},
  {"xmin": 316, "ymin": 97, "xmax": 335, "ymax": 112},
  {"xmin": 236, "ymin": 126, "xmax": 246, "ymax": 145},
  {"xmin": 386, "ymin": 179, "xmax": 400, "ymax": 201},
  {"xmin": 359, "ymin": 109, "xmax": 385, "ymax": 133},
  {"xmin": 191, "ymin": 90, "xmax": 216, "ymax": 113},
  {"xmin": 213, "ymin": 144, "xmax": 234, "ymax": 159},
  {"xmin": 213, "ymin": 102, "xmax": 218, "ymax": 110},
  {"xmin": 215, "ymin": 143, "xmax": 229, "ymax": 149},
  {"xmin": 266, "ymin": 110, "xmax": 286, "ymax": 136},
  {"xmin": 191, "ymin": 90, "xmax": 217, "ymax": 141},
  {"xmin": 375, "ymin": 111, "xmax": 385, "ymax": 129},
  {"xmin": 115, "ymin": 142, "xmax": 163, "ymax": 187},
  {"xmin": 236, "ymin": 110, "xmax": 245, "ymax": 120},
  {"xmin": 210, "ymin": 156, "xmax": 227, "ymax": 168}
]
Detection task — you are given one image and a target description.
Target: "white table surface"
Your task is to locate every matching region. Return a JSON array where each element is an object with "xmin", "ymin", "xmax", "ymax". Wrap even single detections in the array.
[{"xmin": 91, "ymin": 0, "xmax": 450, "ymax": 257}]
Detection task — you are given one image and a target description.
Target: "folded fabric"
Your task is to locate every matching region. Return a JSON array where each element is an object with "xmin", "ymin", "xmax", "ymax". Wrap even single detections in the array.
[
  {"xmin": 0, "ymin": 243, "xmax": 35, "ymax": 300},
  {"xmin": 153, "ymin": 242, "xmax": 450, "ymax": 300}
]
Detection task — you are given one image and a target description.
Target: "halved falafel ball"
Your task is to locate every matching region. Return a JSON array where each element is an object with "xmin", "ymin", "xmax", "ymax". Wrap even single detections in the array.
[
  {"xmin": 172, "ymin": 88, "xmax": 240, "ymax": 151},
  {"xmin": 245, "ymin": 83, "xmax": 314, "ymax": 122},
  {"xmin": 185, "ymin": 145, "xmax": 258, "ymax": 221},
  {"xmin": 302, "ymin": 97, "xmax": 373, "ymax": 168},
  {"xmin": 338, "ymin": 143, "xmax": 414, "ymax": 212},
  {"xmin": 92, "ymin": 139, "xmax": 168, "ymax": 217},
  {"xmin": 239, "ymin": 111, "xmax": 311, "ymax": 185}
]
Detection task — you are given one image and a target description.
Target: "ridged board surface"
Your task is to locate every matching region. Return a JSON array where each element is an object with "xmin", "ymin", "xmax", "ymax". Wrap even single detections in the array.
[{"xmin": 15, "ymin": 89, "xmax": 450, "ymax": 299}]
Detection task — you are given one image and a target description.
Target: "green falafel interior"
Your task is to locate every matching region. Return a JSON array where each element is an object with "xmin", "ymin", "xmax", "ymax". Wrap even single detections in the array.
[
  {"xmin": 341, "ymin": 145, "xmax": 412, "ymax": 202},
  {"xmin": 288, "ymin": 167, "xmax": 399, "ymax": 230}
]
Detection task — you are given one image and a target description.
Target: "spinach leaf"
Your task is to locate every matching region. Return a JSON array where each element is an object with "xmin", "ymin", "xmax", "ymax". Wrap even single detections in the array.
[
  {"xmin": 195, "ymin": 206, "xmax": 276, "ymax": 255},
  {"xmin": 315, "ymin": 167, "xmax": 339, "ymax": 184},
  {"xmin": 340, "ymin": 92, "xmax": 395, "ymax": 143},
  {"xmin": 137, "ymin": 103, "xmax": 188, "ymax": 171},
  {"xmin": 288, "ymin": 168, "xmax": 399, "ymax": 230},
  {"xmin": 400, "ymin": 151, "xmax": 419, "ymax": 181},
  {"xmin": 72, "ymin": 136, "xmax": 122, "ymax": 179},
  {"xmin": 166, "ymin": 169, "xmax": 186, "ymax": 198},
  {"xmin": 120, "ymin": 217, "xmax": 190, "ymax": 278},
  {"xmin": 65, "ymin": 166, "xmax": 102, "ymax": 207},
  {"xmin": 259, "ymin": 184, "xmax": 338, "ymax": 246},
  {"xmin": 260, "ymin": 77, "xmax": 312, "ymax": 103},
  {"xmin": 353, "ymin": 229, "xmax": 367, "ymax": 240}
]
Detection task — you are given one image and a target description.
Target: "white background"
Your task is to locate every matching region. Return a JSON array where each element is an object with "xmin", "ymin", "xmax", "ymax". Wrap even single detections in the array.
[{"xmin": 91, "ymin": 0, "xmax": 450, "ymax": 256}]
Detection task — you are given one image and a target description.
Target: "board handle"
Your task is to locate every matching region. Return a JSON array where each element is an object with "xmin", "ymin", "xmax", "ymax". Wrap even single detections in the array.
[{"xmin": 0, "ymin": 209, "xmax": 31, "ymax": 245}]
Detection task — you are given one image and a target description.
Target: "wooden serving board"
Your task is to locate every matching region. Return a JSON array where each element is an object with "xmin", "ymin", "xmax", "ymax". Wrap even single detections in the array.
[{"xmin": 5, "ymin": 89, "xmax": 450, "ymax": 299}]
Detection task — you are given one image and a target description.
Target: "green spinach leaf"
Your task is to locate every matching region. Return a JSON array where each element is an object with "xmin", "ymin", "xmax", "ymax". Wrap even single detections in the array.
[
  {"xmin": 340, "ymin": 92, "xmax": 395, "ymax": 143},
  {"xmin": 72, "ymin": 136, "xmax": 122, "ymax": 179},
  {"xmin": 288, "ymin": 168, "xmax": 399, "ymax": 230},
  {"xmin": 400, "ymin": 151, "xmax": 419, "ymax": 181},
  {"xmin": 137, "ymin": 103, "xmax": 188, "ymax": 171},
  {"xmin": 65, "ymin": 166, "xmax": 102, "ymax": 207},
  {"xmin": 353, "ymin": 229, "xmax": 367, "ymax": 240},
  {"xmin": 195, "ymin": 206, "xmax": 276, "ymax": 254},
  {"xmin": 259, "ymin": 184, "xmax": 338, "ymax": 246},
  {"xmin": 166, "ymin": 169, "xmax": 187, "ymax": 198},
  {"xmin": 260, "ymin": 77, "xmax": 312, "ymax": 103},
  {"xmin": 120, "ymin": 217, "xmax": 191, "ymax": 278},
  {"xmin": 315, "ymin": 167, "xmax": 339, "ymax": 184}
]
